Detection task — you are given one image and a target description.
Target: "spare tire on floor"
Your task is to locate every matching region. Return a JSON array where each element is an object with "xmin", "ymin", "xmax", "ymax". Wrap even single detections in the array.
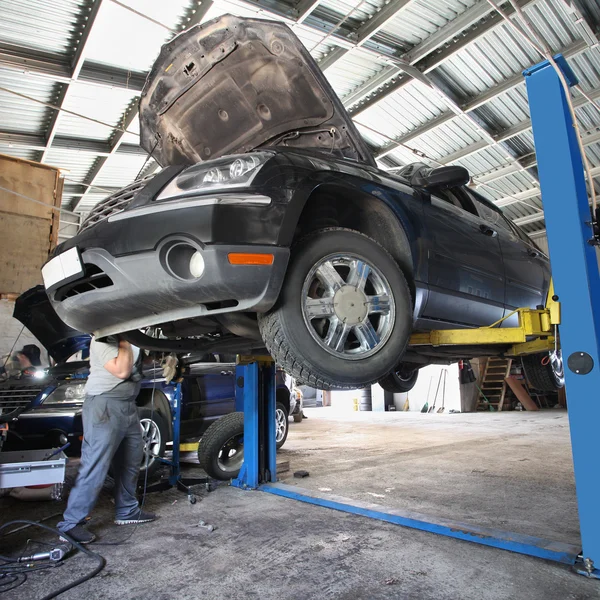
[
  {"xmin": 198, "ymin": 412, "xmax": 245, "ymax": 481},
  {"xmin": 198, "ymin": 407, "xmax": 289, "ymax": 480}
]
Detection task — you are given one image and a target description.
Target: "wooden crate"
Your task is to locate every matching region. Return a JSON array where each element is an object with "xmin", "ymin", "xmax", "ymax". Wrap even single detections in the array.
[{"xmin": 0, "ymin": 153, "xmax": 63, "ymax": 295}]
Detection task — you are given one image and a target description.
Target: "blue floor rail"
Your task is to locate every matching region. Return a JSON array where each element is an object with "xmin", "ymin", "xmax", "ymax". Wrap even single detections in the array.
[{"xmin": 260, "ymin": 482, "xmax": 581, "ymax": 566}]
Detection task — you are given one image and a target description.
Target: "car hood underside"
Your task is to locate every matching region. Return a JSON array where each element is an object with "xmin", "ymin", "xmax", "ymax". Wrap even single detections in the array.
[{"xmin": 139, "ymin": 14, "xmax": 374, "ymax": 168}]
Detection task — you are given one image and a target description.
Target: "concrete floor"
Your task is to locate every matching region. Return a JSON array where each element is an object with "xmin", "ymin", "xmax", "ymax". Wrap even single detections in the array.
[{"xmin": 1, "ymin": 408, "xmax": 598, "ymax": 599}]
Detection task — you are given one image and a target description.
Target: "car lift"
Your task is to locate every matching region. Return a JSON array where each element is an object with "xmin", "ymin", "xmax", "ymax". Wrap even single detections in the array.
[
  {"xmin": 231, "ymin": 55, "xmax": 599, "ymax": 579},
  {"xmin": 145, "ymin": 382, "xmax": 214, "ymax": 504}
]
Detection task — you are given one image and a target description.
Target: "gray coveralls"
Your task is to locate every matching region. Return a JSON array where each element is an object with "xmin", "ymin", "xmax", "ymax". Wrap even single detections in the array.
[{"xmin": 58, "ymin": 339, "xmax": 143, "ymax": 532}]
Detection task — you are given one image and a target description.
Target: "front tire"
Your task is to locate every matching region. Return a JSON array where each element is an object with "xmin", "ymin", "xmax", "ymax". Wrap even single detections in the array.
[
  {"xmin": 378, "ymin": 366, "xmax": 419, "ymax": 393},
  {"xmin": 259, "ymin": 228, "xmax": 413, "ymax": 390}
]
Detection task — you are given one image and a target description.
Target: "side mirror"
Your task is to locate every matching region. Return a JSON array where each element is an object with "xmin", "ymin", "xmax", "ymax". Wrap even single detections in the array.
[{"xmin": 413, "ymin": 166, "xmax": 470, "ymax": 190}]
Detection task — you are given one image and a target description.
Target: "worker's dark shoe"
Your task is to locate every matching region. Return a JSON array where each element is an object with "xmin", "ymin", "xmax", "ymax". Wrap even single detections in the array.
[
  {"xmin": 115, "ymin": 510, "xmax": 156, "ymax": 526},
  {"xmin": 60, "ymin": 525, "xmax": 96, "ymax": 544}
]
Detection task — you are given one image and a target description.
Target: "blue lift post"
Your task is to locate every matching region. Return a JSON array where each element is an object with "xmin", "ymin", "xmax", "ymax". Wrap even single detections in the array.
[
  {"xmin": 232, "ymin": 358, "xmax": 277, "ymax": 489},
  {"xmin": 525, "ymin": 55, "xmax": 600, "ymax": 579},
  {"xmin": 232, "ymin": 55, "xmax": 599, "ymax": 578}
]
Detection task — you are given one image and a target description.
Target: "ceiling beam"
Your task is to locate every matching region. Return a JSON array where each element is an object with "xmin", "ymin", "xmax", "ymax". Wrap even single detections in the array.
[
  {"xmin": 319, "ymin": 0, "xmax": 415, "ymax": 70},
  {"xmin": 293, "ymin": 0, "xmax": 320, "ymax": 23},
  {"xmin": 0, "ymin": 129, "xmax": 145, "ymax": 156},
  {"xmin": 346, "ymin": 0, "xmax": 538, "ymax": 115},
  {"xmin": 41, "ymin": 0, "xmax": 104, "ymax": 163},
  {"xmin": 0, "ymin": 41, "xmax": 147, "ymax": 91}
]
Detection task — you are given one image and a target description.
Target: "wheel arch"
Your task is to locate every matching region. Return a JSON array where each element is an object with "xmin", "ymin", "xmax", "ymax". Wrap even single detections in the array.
[
  {"xmin": 276, "ymin": 386, "xmax": 290, "ymax": 413},
  {"xmin": 136, "ymin": 388, "xmax": 173, "ymax": 440},
  {"xmin": 287, "ymin": 182, "xmax": 417, "ymax": 299}
]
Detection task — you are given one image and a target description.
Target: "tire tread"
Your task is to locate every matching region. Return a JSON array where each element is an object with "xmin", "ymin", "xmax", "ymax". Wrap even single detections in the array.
[{"xmin": 258, "ymin": 227, "xmax": 412, "ymax": 391}]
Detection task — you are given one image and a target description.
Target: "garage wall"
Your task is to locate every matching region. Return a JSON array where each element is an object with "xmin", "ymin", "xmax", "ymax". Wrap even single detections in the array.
[
  {"xmin": 329, "ymin": 364, "xmax": 462, "ymax": 413},
  {"xmin": 403, "ymin": 364, "xmax": 461, "ymax": 413}
]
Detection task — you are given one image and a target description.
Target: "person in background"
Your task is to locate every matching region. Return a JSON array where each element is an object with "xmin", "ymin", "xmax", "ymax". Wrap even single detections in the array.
[
  {"xmin": 15, "ymin": 344, "xmax": 42, "ymax": 376},
  {"xmin": 57, "ymin": 336, "xmax": 156, "ymax": 544}
]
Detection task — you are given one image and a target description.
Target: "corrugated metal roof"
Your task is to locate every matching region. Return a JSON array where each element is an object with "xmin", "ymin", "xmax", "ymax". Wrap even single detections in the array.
[
  {"xmin": 317, "ymin": 0, "xmax": 385, "ymax": 27},
  {"xmin": 379, "ymin": 0, "xmax": 479, "ymax": 47},
  {"xmin": 56, "ymin": 81, "xmax": 138, "ymax": 141},
  {"xmin": 435, "ymin": 28, "xmax": 541, "ymax": 99},
  {"xmin": 44, "ymin": 147, "xmax": 97, "ymax": 183},
  {"xmin": 0, "ymin": 0, "xmax": 85, "ymax": 56},
  {"xmin": 0, "ymin": 145, "xmax": 39, "ymax": 161},
  {"xmin": 0, "ymin": 67, "xmax": 56, "ymax": 135},
  {"xmin": 325, "ymin": 48, "xmax": 388, "ymax": 97},
  {"xmin": 93, "ymin": 153, "xmax": 148, "ymax": 187},
  {"xmin": 83, "ymin": 0, "xmax": 190, "ymax": 72},
  {"xmin": 0, "ymin": 0, "xmax": 598, "ymax": 237},
  {"xmin": 76, "ymin": 191, "xmax": 108, "ymax": 213},
  {"xmin": 402, "ymin": 116, "xmax": 483, "ymax": 161},
  {"xmin": 355, "ymin": 79, "xmax": 449, "ymax": 143}
]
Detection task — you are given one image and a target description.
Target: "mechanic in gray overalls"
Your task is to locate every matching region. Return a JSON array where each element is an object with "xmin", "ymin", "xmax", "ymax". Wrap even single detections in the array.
[{"xmin": 57, "ymin": 336, "xmax": 156, "ymax": 543}]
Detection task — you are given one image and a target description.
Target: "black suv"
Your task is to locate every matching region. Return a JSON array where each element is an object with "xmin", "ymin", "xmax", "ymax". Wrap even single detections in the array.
[{"xmin": 43, "ymin": 15, "xmax": 555, "ymax": 391}]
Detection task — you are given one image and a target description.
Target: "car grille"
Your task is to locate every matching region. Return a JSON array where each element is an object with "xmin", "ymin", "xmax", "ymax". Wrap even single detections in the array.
[
  {"xmin": 0, "ymin": 388, "xmax": 44, "ymax": 412},
  {"xmin": 79, "ymin": 174, "xmax": 155, "ymax": 233}
]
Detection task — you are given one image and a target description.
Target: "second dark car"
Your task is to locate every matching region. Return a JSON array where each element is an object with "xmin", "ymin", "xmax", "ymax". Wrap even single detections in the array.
[
  {"xmin": 42, "ymin": 15, "xmax": 557, "ymax": 391},
  {"xmin": 2, "ymin": 287, "xmax": 296, "ymax": 480}
]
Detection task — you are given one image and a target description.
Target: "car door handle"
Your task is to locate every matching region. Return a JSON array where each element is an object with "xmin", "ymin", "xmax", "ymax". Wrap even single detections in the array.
[
  {"xmin": 479, "ymin": 224, "xmax": 498, "ymax": 237},
  {"xmin": 527, "ymin": 248, "xmax": 539, "ymax": 258}
]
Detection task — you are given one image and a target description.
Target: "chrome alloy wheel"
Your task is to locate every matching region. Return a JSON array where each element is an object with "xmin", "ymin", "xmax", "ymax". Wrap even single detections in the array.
[
  {"xmin": 140, "ymin": 418, "xmax": 161, "ymax": 469},
  {"xmin": 275, "ymin": 407, "xmax": 287, "ymax": 443},
  {"xmin": 301, "ymin": 253, "xmax": 395, "ymax": 360},
  {"xmin": 549, "ymin": 349, "xmax": 565, "ymax": 387}
]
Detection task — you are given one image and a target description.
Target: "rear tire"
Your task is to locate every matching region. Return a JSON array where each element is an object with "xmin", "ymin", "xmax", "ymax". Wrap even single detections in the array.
[
  {"xmin": 258, "ymin": 228, "xmax": 413, "ymax": 390},
  {"xmin": 378, "ymin": 367, "xmax": 419, "ymax": 393},
  {"xmin": 522, "ymin": 352, "xmax": 564, "ymax": 392}
]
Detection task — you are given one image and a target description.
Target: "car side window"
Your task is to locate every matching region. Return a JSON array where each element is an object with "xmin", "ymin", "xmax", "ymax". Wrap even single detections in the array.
[
  {"xmin": 432, "ymin": 188, "xmax": 478, "ymax": 216},
  {"xmin": 471, "ymin": 198, "xmax": 512, "ymax": 232}
]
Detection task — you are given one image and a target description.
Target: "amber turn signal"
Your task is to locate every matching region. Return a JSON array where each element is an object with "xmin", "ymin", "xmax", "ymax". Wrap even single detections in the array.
[{"xmin": 227, "ymin": 253, "xmax": 274, "ymax": 265}]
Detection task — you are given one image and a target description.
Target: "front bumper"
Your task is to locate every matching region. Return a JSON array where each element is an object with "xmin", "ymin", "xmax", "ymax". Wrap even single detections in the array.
[
  {"xmin": 7, "ymin": 409, "xmax": 83, "ymax": 454},
  {"xmin": 49, "ymin": 243, "xmax": 289, "ymax": 338}
]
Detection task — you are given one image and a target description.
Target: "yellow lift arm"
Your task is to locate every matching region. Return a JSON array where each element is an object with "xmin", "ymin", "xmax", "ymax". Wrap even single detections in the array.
[{"xmin": 408, "ymin": 281, "xmax": 560, "ymax": 357}]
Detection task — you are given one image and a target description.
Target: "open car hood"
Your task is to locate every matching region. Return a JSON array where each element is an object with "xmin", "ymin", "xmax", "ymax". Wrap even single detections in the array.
[
  {"xmin": 13, "ymin": 286, "xmax": 90, "ymax": 364},
  {"xmin": 140, "ymin": 15, "xmax": 375, "ymax": 168}
]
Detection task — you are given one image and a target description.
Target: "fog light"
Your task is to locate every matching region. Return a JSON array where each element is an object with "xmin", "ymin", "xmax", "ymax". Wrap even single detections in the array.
[{"xmin": 189, "ymin": 251, "xmax": 205, "ymax": 278}]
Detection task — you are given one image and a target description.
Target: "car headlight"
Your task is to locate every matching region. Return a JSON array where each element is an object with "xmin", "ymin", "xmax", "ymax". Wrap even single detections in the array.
[
  {"xmin": 43, "ymin": 382, "xmax": 86, "ymax": 405},
  {"xmin": 157, "ymin": 152, "xmax": 272, "ymax": 201}
]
